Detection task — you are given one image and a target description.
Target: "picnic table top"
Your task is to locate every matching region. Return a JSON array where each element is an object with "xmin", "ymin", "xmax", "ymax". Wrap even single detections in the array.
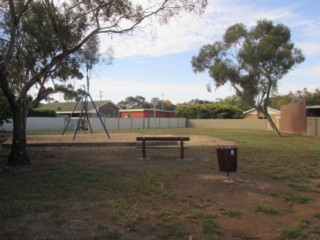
[{"xmin": 136, "ymin": 136, "xmax": 190, "ymax": 141}]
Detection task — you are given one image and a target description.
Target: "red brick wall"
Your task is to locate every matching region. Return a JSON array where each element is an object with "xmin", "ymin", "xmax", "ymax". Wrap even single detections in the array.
[
  {"xmin": 120, "ymin": 110, "xmax": 175, "ymax": 118},
  {"xmin": 280, "ymin": 103, "xmax": 306, "ymax": 134},
  {"xmin": 119, "ymin": 111, "xmax": 145, "ymax": 118}
]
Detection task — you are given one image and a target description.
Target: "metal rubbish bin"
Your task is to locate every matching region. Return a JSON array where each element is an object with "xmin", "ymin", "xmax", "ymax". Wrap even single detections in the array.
[{"xmin": 216, "ymin": 146, "xmax": 237, "ymax": 173}]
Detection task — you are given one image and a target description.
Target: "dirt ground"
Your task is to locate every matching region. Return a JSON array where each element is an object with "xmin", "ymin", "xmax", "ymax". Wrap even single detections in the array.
[
  {"xmin": 1, "ymin": 132, "xmax": 320, "ymax": 239},
  {"xmin": 3, "ymin": 132, "xmax": 236, "ymax": 146}
]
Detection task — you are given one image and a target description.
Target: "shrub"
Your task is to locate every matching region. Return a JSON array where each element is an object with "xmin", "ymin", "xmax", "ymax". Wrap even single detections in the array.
[
  {"xmin": 28, "ymin": 108, "xmax": 56, "ymax": 117},
  {"xmin": 175, "ymin": 103, "xmax": 243, "ymax": 119}
]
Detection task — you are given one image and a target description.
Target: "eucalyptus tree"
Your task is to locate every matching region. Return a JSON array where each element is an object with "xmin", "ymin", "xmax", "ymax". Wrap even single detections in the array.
[
  {"xmin": 0, "ymin": 0, "xmax": 207, "ymax": 166},
  {"xmin": 118, "ymin": 95, "xmax": 151, "ymax": 109},
  {"xmin": 192, "ymin": 20, "xmax": 305, "ymax": 136},
  {"xmin": 55, "ymin": 84, "xmax": 87, "ymax": 102}
]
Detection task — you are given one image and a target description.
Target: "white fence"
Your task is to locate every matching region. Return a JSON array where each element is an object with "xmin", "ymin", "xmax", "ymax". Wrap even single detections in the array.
[
  {"xmin": 1, "ymin": 117, "xmax": 187, "ymax": 131},
  {"xmin": 187, "ymin": 119, "xmax": 268, "ymax": 130},
  {"xmin": 306, "ymin": 117, "xmax": 320, "ymax": 137},
  {"xmin": 1, "ymin": 117, "xmax": 66, "ymax": 131}
]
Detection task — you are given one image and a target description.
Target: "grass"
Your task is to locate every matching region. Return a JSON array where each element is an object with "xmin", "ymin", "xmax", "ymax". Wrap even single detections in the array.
[
  {"xmin": 288, "ymin": 183, "xmax": 311, "ymax": 192},
  {"xmin": 271, "ymin": 192, "xmax": 312, "ymax": 204},
  {"xmin": 0, "ymin": 162, "xmax": 173, "ymax": 218},
  {"xmin": 1, "ymin": 128, "xmax": 320, "ymax": 239},
  {"xmin": 232, "ymin": 230, "xmax": 256, "ymax": 240},
  {"xmin": 169, "ymin": 129, "xmax": 319, "ymax": 183},
  {"xmin": 280, "ymin": 226, "xmax": 304, "ymax": 239},
  {"xmin": 280, "ymin": 215, "xmax": 320, "ymax": 239},
  {"xmin": 158, "ymin": 221, "xmax": 188, "ymax": 239},
  {"xmin": 314, "ymin": 212, "xmax": 320, "ymax": 219},
  {"xmin": 50, "ymin": 210, "xmax": 67, "ymax": 225},
  {"xmin": 223, "ymin": 208, "xmax": 242, "ymax": 218},
  {"xmin": 253, "ymin": 203, "xmax": 280, "ymax": 215},
  {"xmin": 202, "ymin": 217, "xmax": 223, "ymax": 235}
]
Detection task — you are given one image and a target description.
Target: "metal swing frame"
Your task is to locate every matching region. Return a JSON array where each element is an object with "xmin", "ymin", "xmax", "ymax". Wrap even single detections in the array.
[{"xmin": 62, "ymin": 64, "xmax": 110, "ymax": 140}]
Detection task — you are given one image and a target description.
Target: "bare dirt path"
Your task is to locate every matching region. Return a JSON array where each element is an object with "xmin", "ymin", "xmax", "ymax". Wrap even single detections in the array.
[{"xmin": 3, "ymin": 132, "xmax": 236, "ymax": 146}]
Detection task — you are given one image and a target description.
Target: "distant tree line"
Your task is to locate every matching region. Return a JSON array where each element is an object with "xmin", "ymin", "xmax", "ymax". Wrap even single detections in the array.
[
  {"xmin": 1, "ymin": 89, "xmax": 320, "ymax": 128},
  {"xmin": 117, "ymin": 95, "xmax": 175, "ymax": 111},
  {"xmin": 28, "ymin": 109, "xmax": 56, "ymax": 117},
  {"xmin": 175, "ymin": 103, "xmax": 243, "ymax": 119},
  {"xmin": 268, "ymin": 88, "xmax": 320, "ymax": 107}
]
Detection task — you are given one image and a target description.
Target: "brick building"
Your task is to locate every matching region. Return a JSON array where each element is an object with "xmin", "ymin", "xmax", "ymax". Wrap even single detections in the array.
[
  {"xmin": 243, "ymin": 107, "xmax": 280, "ymax": 121},
  {"xmin": 119, "ymin": 109, "xmax": 175, "ymax": 118}
]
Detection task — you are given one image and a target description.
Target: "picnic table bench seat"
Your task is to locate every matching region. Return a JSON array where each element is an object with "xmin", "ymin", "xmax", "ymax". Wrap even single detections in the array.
[{"xmin": 136, "ymin": 136, "xmax": 190, "ymax": 159}]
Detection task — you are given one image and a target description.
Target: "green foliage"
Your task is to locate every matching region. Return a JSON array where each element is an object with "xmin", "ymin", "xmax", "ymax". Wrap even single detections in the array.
[
  {"xmin": 54, "ymin": 84, "xmax": 87, "ymax": 102},
  {"xmin": 192, "ymin": 19, "xmax": 305, "ymax": 135},
  {"xmin": 0, "ymin": 89, "xmax": 12, "ymax": 127},
  {"xmin": 28, "ymin": 109, "xmax": 57, "ymax": 117},
  {"xmin": 118, "ymin": 95, "xmax": 152, "ymax": 109},
  {"xmin": 269, "ymin": 88, "xmax": 320, "ymax": 107},
  {"xmin": 1, "ymin": 0, "xmax": 207, "ymax": 165},
  {"xmin": 217, "ymin": 95, "xmax": 251, "ymax": 111},
  {"xmin": 175, "ymin": 103, "xmax": 243, "ymax": 119},
  {"xmin": 117, "ymin": 95, "xmax": 176, "ymax": 111}
]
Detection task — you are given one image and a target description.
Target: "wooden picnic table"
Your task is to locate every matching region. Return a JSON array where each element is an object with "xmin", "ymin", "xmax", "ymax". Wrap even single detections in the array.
[{"xmin": 136, "ymin": 136, "xmax": 190, "ymax": 159}]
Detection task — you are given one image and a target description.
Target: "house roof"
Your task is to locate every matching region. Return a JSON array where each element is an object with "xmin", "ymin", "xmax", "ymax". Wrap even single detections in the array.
[
  {"xmin": 306, "ymin": 101, "xmax": 320, "ymax": 109},
  {"xmin": 38, "ymin": 100, "xmax": 119, "ymax": 113},
  {"xmin": 119, "ymin": 108, "xmax": 175, "ymax": 113},
  {"xmin": 243, "ymin": 107, "xmax": 280, "ymax": 115},
  {"xmin": 306, "ymin": 105, "xmax": 320, "ymax": 109}
]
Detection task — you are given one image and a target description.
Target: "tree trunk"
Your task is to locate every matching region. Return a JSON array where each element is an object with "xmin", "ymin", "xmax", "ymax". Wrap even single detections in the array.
[
  {"xmin": 263, "ymin": 109, "xmax": 281, "ymax": 137},
  {"xmin": 7, "ymin": 104, "xmax": 30, "ymax": 166}
]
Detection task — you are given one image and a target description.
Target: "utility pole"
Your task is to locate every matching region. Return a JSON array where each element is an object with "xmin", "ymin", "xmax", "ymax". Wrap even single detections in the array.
[
  {"xmin": 151, "ymin": 97, "xmax": 159, "ymax": 136},
  {"xmin": 162, "ymin": 93, "xmax": 164, "ymax": 110},
  {"xmin": 99, "ymin": 91, "xmax": 103, "ymax": 101}
]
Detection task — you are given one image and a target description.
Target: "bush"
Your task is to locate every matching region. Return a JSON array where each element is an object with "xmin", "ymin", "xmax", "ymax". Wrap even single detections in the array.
[
  {"xmin": 28, "ymin": 109, "xmax": 57, "ymax": 117},
  {"xmin": 175, "ymin": 103, "xmax": 243, "ymax": 119}
]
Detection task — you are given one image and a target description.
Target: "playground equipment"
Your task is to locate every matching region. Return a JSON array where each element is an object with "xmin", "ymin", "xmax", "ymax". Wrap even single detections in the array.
[{"xmin": 62, "ymin": 64, "xmax": 110, "ymax": 140}]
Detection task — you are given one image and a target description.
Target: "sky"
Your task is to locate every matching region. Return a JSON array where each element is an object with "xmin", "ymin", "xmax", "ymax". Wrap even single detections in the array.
[{"xmin": 71, "ymin": 0, "xmax": 320, "ymax": 105}]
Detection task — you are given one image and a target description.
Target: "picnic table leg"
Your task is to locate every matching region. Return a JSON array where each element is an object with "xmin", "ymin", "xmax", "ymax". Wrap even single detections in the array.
[
  {"xmin": 142, "ymin": 139, "xmax": 146, "ymax": 159},
  {"xmin": 180, "ymin": 140, "xmax": 184, "ymax": 159}
]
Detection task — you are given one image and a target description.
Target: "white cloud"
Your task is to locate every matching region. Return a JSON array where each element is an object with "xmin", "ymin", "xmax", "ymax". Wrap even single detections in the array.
[
  {"xmin": 87, "ymin": 0, "xmax": 320, "ymax": 103},
  {"xmin": 290, "ymin": 63, "xmax": 320, "ymax": 78},
  {"xmin": 295, "ymin": 41, "xmax": 320, "ymax": 56},
  {"xmin": 276, "ymin": 62, "xmax": 320, "ymax": 94},
  {"xmin": 99, "ymin": 0, "xmax": 299, "ymax": 58},
  {"xmin": 298, "ymin": 19, "xmax": 320, "ymax": 38}
]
